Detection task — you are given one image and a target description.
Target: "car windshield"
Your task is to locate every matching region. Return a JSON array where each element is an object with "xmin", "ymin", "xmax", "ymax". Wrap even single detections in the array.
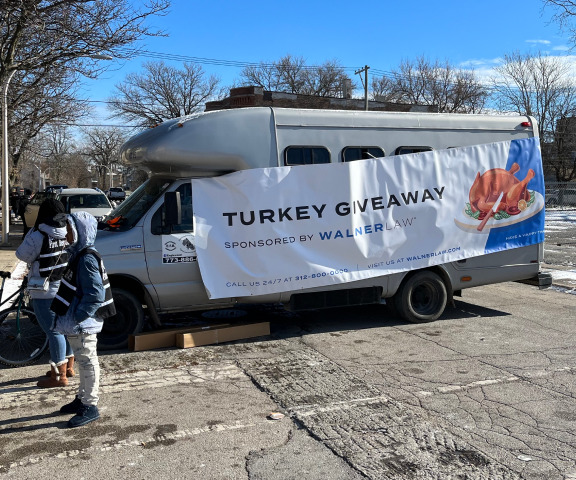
[
  {"xmin": 60, "ymin": 194, "xmax": 110, "ymax": 210},
  {"xmin": 100, "ymin": 177, "xmax": 173, "ymax": 231}
]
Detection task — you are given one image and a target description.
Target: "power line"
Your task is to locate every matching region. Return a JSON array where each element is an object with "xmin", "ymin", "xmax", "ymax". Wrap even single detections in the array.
[
  {"xmin": 58, "ymin": 123, "xmax": 140, "ymax": 128},
  {"xmin": 113, "ymin": 48, "xmax": 366, "ymax": 73},
  {"xmin": 117, "ymin": 49, "xmax": 500, "ymax": 89},
  {"xmin": 107, "ymin": 49, "xmax": 508, "ymax": 95},
  {"xmin": 69, "ymin": 49, "xmax": 555, "ymax": 126}
]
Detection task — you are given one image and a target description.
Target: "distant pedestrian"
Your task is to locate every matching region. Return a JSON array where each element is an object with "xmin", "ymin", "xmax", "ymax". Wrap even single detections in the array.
[
  {"xmin": 9, "ymin": 191, "xmax": 21, "ymax": 222},
  {"xmin": 51, "ymin": 211, "xmax": 115, "ymax": 428},
  {"xmin": 15, "ymin": 199, "xmax": 74, "ymax": 388}
]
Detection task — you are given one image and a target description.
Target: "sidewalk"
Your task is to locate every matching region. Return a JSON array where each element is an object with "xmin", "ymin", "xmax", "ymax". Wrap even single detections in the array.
[{"xmin": 0, "ymin": 218, "xmax": 23, "ymax": 274}]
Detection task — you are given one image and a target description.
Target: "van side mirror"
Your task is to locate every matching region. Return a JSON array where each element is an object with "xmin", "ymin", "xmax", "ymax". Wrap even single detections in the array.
[{"xmin": 164, "ymin": 191, "xmax": 182, "ymax": 227}]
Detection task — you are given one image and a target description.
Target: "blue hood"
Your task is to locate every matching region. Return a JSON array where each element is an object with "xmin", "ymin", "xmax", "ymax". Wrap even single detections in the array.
[{"xmin": 68, "ymin": 211, "xmax": 98, "ymax": 258}]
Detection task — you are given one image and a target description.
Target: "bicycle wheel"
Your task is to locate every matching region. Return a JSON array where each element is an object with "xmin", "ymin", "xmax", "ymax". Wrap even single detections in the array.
[{"xmin": 0, "ymin": 308, "xmax": 48, "ymax": 367}]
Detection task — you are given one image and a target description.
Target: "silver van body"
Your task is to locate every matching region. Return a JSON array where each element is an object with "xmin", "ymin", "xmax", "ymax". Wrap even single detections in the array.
[{"xmin": 95, "ymin": 107, "xmax": 549, "ymax": 348}]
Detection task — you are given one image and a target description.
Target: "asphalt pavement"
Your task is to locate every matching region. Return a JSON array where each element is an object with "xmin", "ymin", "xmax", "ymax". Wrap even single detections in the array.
[{"xmin": 2, "ymin": 277, "xmax": 576, "ymax": 479}]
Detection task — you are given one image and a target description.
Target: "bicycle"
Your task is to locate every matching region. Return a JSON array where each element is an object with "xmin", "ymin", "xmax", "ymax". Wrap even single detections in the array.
[{"xmin": 0, "ymin": 271, "xmax": 48, "ymax": 366}]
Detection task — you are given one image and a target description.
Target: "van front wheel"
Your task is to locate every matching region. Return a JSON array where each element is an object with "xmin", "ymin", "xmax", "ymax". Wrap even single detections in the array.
[
  {"xmin": 98, "ymin": 288, "xmax": 145, "ymax": 350},
  {"xmin": 393, "ymin": 271, "xmax": 447, "ymax": 323}
]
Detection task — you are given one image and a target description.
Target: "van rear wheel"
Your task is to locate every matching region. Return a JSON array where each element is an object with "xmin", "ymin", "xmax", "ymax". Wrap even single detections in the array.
[
  {"xmin": 393, "ymin": 271, "xmax": 447, "ymax": 323},
  {"xmin": 97, "ymin": 288, "xmax": 145, "ymax": 350}
]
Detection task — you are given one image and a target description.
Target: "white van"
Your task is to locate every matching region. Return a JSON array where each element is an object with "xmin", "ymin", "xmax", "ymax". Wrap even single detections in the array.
[{"xmin": 95, "ymin": 107, "xmax": 551, "ymax": 349}]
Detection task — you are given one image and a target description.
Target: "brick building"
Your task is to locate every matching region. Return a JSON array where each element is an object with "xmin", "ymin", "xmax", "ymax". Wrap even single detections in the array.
[{"xmin": 205, "ymin": 86, "xmax": 436, "ymax": 113}]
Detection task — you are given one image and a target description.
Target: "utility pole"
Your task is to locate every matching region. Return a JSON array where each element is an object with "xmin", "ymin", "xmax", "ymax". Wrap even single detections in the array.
[
  {"xmin": 355, "ymin": 65, "xmax": 370, "ymax": 111},
  {"xmin": 1, "ymin": 69, "xmax": 17, "ymax": 245}
]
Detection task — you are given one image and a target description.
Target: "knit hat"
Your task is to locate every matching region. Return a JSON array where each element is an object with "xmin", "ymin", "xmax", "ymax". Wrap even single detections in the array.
[{"xmin": 35, "ymin": 198, "xmax": 66, "ymax": 229}]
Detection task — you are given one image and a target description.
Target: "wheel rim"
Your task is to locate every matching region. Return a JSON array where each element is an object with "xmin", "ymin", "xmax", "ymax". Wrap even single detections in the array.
[
  {"xmin": 0, "ymin": 310, "xmax": 47, "ymax": 365},
  {"xmin": 412, "ymin": 281, "xmax": 441, "ymax": 316}
]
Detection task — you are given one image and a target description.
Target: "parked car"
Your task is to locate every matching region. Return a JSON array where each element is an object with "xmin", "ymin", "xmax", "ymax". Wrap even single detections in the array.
[
  {"xmin": 22, "ymin": 191, "xmax": 57, "ymax": 234},
  {"xmin": 106, "ymin": 187, "xmax": 126, "ymax": 201},
  {"xmin": 546, "ymin": 187, "xmax": 576, "ymax": 207},
  {"xmin": 56, "ymin": 188, "xmax": 113, "ymax": 221}
]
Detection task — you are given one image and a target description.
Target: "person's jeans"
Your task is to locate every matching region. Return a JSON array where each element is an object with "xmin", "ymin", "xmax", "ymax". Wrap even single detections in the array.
[
  {"xmin": 67, "ymin": 334, "xmax": 100, "ymax": 406},
  {"xmin": 31, "ymin": 298, "xmax": 72, "ymax": 364}
]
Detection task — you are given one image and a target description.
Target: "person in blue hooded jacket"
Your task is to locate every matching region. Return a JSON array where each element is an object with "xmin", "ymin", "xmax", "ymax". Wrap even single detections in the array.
[{"xmin": 51, "ymin": 211, "xmax": 115, "ymax": 428}]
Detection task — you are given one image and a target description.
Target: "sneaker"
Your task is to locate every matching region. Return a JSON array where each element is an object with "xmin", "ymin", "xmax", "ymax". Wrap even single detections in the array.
[
  {"xmin": 59, "ymin": 396, "xmax": 83, "ymax": 415},
  {"xmin": 67, "ymin": 404, "xmax": 100, "ymax": 428}
]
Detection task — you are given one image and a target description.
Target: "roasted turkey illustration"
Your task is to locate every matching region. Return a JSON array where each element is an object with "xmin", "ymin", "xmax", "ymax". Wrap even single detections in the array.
[{"xmin": 469, "ymin": 163, "xmax": 535, "ymax": 221}]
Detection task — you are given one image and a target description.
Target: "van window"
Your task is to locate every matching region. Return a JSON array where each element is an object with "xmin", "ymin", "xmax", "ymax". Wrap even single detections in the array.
[
  {"xmin": 151, "ymin": 182, "xmax": 193, "ymax": 235},
  {"xmin": 342, "ymin": 147, "xmax": 385, "ymax": 162},
  {"xmin": 394, "ymin": 146, "xmax": 433, "ymax": 155},
  {"xmin": 285, "ymin": 146, "xmax": 330, "ymax": 166}
]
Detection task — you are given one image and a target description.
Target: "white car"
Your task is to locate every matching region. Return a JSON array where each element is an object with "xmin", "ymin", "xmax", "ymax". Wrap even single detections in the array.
[
  {"xmin": 106, "ymin": 187, "xmax": 126, "ymax": 201},
  {"xmin": 56, "ymin": 188, "xmax": 113, "ymax": 221}
]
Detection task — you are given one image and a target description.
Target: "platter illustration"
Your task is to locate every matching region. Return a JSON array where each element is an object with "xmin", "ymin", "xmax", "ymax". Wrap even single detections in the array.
[{"xmin": 454, "ymin": 191, "xmax": 544, "ymax": 233}]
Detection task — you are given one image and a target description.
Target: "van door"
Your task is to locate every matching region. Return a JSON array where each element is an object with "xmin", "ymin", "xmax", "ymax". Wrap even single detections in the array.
[{"xmin": 143, "ymin": 180, "xmax": 233, "ymax": 312}]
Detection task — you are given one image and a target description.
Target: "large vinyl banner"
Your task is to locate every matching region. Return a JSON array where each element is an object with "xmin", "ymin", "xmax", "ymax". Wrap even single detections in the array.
[{"xmin": 192, "ymin": 137, "xmax": 545, "ymax": 299}]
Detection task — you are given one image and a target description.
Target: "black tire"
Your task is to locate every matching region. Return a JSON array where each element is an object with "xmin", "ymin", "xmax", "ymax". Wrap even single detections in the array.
[
  {"xmin": 393, "ymin": 271, "xmax": 447, "ymax": 323},
  {"xmin": 97, "ymin": 288, "xmax": 145, "ymax": 351},
  {"xmin": 0, "ymin": 308, "xmax": 48, "ymax": 366}
]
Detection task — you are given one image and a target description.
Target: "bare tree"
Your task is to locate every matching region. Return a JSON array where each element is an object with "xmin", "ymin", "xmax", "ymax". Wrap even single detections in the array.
[
  {"xmin": 371, "ymin": 75, "xmax": 398, "ymax": 102},
  {"xmin": 32, "ymin": 125, "xmax": 80, "ymax": 186},
  {"xmin": 543, "ymin": 0, "xmax": 576, "ymax": 45},
  {"xmin": 107, "ymin": 61, "xmax": 220, "ymax": 127},
  {"xmin": 240, "ymin": 55, "xmax": 354, "ymax": 97},
  {"xmin": 56, "ymin": 151, "xmax": 93, "ymax": 188},
  {"xmin": 1, "ymin": 0, "xmax": 169, "ymax": 77},
  {"xmin": 7, "ymin": 65, "xmax": 89, "ymax": 185},
  {"xmin": 82, "ymin": 127, "xmax": 127, "ymax": 190},
  {"xmin": 492, "ymin": 51, "xmax": 576, "ymax": 181},
  {"xmin": 0, "ymin": 0, "xmax": 170, "ymax": 181},
  {"xmin": 370, "ymin": 56, "xmax": 489, "ymax": 113},
  {"xmin": 44, "ymin": 126, "xmax": 74, "ymax": 185},
  {"xmin": 302, "ymin": 60, "xmax": 352, "ymax": 97}
]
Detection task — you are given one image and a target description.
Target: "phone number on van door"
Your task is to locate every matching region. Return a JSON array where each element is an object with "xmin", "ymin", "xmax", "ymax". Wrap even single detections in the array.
[{"xmin": 163, "ymin": 256, "xmax": 197, "ymax": 264}]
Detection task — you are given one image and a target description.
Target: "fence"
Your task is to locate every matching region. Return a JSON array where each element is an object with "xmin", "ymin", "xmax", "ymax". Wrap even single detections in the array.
[{"xmin": 544, "ymin": 181, "xmax": 576, "ymax": 209}]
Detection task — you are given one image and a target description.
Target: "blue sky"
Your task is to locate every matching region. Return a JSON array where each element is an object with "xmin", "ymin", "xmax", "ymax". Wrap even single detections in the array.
[{"xmin": 82, "ymin": 0, "xmax": 574, "ymax": 127}]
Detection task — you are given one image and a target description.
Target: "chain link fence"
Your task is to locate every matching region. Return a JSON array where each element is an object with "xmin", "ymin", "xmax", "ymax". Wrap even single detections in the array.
[
  {"xmin": 543, "ymin": 182, "xmax": 576, "ymax": 265},
  {"xmin": 545, "ymin": 181, "xmax": 576, "ymax": 209}
]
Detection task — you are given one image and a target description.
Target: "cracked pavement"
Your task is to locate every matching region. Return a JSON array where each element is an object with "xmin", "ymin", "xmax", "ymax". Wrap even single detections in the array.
[{"xmin": 2, "ymin": 277, "xmax": 576, "ymax": 479}]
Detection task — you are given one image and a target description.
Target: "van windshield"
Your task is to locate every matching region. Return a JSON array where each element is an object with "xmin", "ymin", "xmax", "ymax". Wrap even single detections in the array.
[{"xmin": 100, "ymin": 177, "xmax": 173, "ymax": 231}]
